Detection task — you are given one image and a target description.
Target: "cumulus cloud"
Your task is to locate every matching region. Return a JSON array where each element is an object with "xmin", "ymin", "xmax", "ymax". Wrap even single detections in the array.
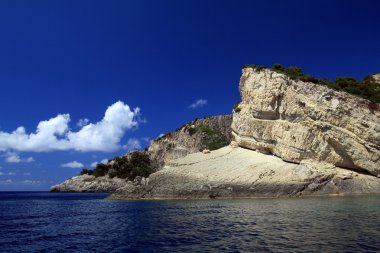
[
  {"xmin": 61, "ymin": 161, "xmax": 84, "ymax": 168},
  {"xmin": 5, "ymin": 154, "xmax": 21, "ymax": 163},
  {"xmin": 7, "ymin": 172, "xmax": 15, "ymax": 176},
  {"xmin": 23, "ymin": 172, "xmax": 31, "ymax": 176},
  {"xmin": 0, "ymin": 172, "xmax": 3, "ymax": 175},
  {"xmin": 123, "ymin": 138, "xmax": 142, "ymax": 151},
  {"xmin": 3, "ymin": 152, "xmax": 34, "ymax": 163},
  {"xmin": 0, "ymin": 101, "xmax": 140, "ymax": 152},
  {"xmin": 188, "ymin": 99, "xmax": 207, "ymax": 109}
]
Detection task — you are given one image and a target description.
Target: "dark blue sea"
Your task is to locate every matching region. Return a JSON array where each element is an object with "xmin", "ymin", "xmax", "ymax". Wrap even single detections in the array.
[{"xmin": 0, "ymin": 192, "xmax": 380, "ymax": 252}]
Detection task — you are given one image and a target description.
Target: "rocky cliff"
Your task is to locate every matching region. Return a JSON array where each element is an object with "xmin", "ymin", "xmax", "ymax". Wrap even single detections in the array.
[
  {"xmin": 232, "ymin": 68, "xmax": 380, "ymax": 176},
  {"xmin": 149, "ymin": 115, "xmax": 232, "ymax": 169},
  {"xmin": 52, "ymin": 67, "xmax": 380, "ymax": 198},
  {"xmin": 109, "ymin": 67, "xmax": 380, "ymax": 200}
]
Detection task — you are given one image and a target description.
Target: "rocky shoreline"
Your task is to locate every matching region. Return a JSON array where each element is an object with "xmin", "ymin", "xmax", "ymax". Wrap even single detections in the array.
[{"xmin": 107, "ymin": 146, "xmax": 380, "ymax": 200}]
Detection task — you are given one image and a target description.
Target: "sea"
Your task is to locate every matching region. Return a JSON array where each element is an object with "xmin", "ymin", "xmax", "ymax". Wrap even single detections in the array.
[{"xmin": 0, "ymin": 192, "xmax": 379, "ymax": 252}]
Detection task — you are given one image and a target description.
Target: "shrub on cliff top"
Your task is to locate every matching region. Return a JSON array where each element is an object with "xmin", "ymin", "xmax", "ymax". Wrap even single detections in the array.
[
  {"xmin": 108, "ymin": 152, "xmax": 154, "ymax": 180},
  {"xmin": 79, "ymin": 152, "xmax": 155, "ymax": 180},
  {"xmin": 92, "ymin": 163, "xmax": 109, "ymax": 177},
  {"xmin": 80, "ymin": 169, "xmax": 93, "ymax": 176}
]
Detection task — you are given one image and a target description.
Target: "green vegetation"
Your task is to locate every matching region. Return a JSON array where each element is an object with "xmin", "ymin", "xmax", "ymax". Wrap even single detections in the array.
[
  {"xmin": 79, "ymin": 152, "xmax": 155, "ymax": 181},
  {"xmin": 233, "ymin": 99, "xmax": 241, "ymax": 113},
  {"xmin": 80, "ymin": 169, "xmax": 93, "ymax": 176},
  {"xmin": 92, "ymin": 163, "xmax": 109, "ymax": 177},
  {"xmin": 108, "ymin": 152, "xmax": 154, "ymax": 180},
  {"xmin": 243, "ymin": 63, "xmax": 380, "ymax": 103},
  {"xmin": 188, "ymin": 124, "xmax": 229, "ymax": 150}
]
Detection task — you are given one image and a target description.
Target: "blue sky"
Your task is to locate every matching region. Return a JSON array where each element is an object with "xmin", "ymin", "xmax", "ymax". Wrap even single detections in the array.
[{"xmin": 0, "ymin": 0, "xmax": 379, "ymax": 190}]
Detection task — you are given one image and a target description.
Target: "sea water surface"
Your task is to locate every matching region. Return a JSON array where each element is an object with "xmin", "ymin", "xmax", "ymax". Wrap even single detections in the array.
[{"xmin": 0, "ymin": 192, "xmax": 379, "ymax": 252}]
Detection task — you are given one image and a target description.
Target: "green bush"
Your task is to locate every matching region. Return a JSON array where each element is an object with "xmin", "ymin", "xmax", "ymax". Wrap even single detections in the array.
[
  {"xmin": 243, "ymin": 64, "xmax": 256, "ymax": 69},
  {"xmin": 284, "ymin": 66, "xmax": 303, "ymax": 80},
  {"xmin": 233, "ymin": 100, "xmax": 241, "ymax": 113},
  {"xmin": 80, "ymin": 169, "xmax": 93, "ymax": 176},
  {"xmin": 272, "ymin": 63, "xmax": 284, "ymax": 72},
  {"xmin": 92, "ymin": 163, "xmax": 109, "ymax": 177},
  {"xmin": 108, "ymin": 152, "xmax": 154, "ymax": 180}
]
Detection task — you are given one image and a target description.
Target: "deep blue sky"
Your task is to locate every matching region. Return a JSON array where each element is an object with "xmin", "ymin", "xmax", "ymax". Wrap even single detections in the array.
[{"xmin": 0, "ymin": 0, "xmax": 379, "ymax": 190}]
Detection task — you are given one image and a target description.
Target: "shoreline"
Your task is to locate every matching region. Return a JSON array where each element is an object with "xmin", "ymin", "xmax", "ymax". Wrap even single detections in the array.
[{"xmin": 106, "ymin": 192, "xmax": 380, "ymax": 201}]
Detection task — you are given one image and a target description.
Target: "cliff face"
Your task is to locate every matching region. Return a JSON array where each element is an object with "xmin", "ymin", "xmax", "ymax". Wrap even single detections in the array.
[
  {"xmin": 148, "ymin": 115, "xmax": 232, "ymax": 169},
  {"xmin": 232, "ymin": 68, "xmax": 380, "ymax": 176}
]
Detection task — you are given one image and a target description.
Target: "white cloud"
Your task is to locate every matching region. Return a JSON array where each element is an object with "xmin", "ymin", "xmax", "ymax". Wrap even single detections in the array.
[
  {"xmin": 0, "ymin": 179, "xmax": 13, "ymax": 184},
  {"xmin": 5, "ymin": 153, "xmax": 21, "ymax": 163},
  {"xmin": 188, "ymin": 99, "xmax": 207, "ymax": 109},
  {"xmin": 25, "ymin": 157, "xmax": 34, "ymax": 162},
  {"xmin": 141, "ymin": 137, "xmax": 150, "ymax": 143},
  {"xmin": 0, "ymin": 101, "xmax": 140, "ymax": 152},
  {"xmin": 0, "ymin": 179, "xmax": 40, "ymax": 185},
  {"xmin": 0, "ymin": 172, "xmax": 3, "ymax": 175},
  {"xmin": 90, "ymin": 159, "xmax": 108, "ymax": 168},
  {"xmin": 123, "ymin": 138, "xmax": 142, "ymax": 151},
  {"xmin": 23, "ymin": 172, "xmax": 31, "ymax": 176},
  {"xmin": 77, "ymin": 118, "xmax": 90, "ymax": 127},
  {"xmin": 3, "ymin": 152, "xmax": 34, "ymax": 163},
  {"xmin": 61, "ymin": 161, "xmax": 84, "ymax": 168},
  {"xmin": 7, "ymin": 172, "xmax": 15, "ymax": 175},
  {"xmin": 21, "ymin": 180, "xmax": 40, "ymax": 185}
]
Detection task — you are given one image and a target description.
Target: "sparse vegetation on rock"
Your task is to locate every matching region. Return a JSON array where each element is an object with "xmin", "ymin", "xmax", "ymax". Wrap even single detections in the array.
[
  {"xmin": 189, "ymin": 124, "xmax": 230, "ymax": 151},
  {"xmin": 243, "ymin": 64, "xmax": 380, "ymax": 103},
  {"xmin": 78, "ymin": 152, "xmax": 155, "ymax": 181},
  {"xmin": 108, "ymin": 152, "xmax": 154, "ymax": 180},
  {"xmin": 233, "ymin": 100, "xmax": 241, "ymax": 113}
]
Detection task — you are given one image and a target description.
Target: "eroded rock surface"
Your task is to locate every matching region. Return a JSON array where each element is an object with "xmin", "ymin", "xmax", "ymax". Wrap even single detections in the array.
[
  {"xmin": 232, "ymin": 68, "xmax": 380, "ymax": 176},
  {"xmin": 50, "ymin": 175, "xmax": 127, "ymax": 193},
  {"xmin": 109, "ymin": 146, "xmax": 380, "ymax": 199},
  {"xmin": 148, "ymin": 115, "xmax": 232, "ymax": 169}
]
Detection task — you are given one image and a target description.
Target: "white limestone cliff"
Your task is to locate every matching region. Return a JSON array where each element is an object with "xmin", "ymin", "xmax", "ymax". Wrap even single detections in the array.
[{"xmin": 232, "ymin": 68, "xmax": 380, "ymax": 176}]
